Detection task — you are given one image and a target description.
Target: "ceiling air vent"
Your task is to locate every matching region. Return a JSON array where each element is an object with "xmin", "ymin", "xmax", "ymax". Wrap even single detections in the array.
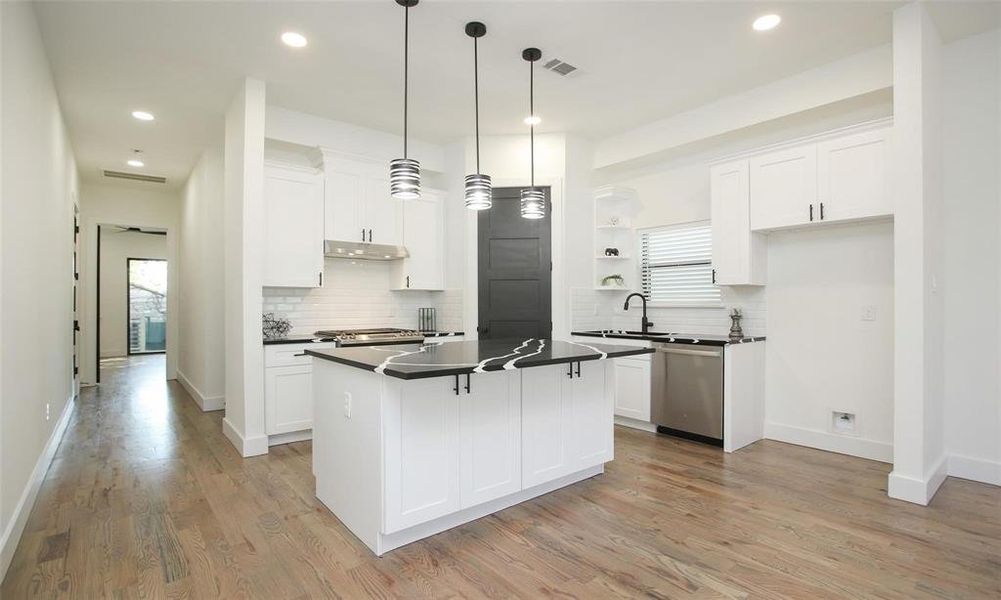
[
  {"xmin": 103, "ymin": 170, "xmax": 167, "ymax": 184},
  {"xmin": 543, "ymin": 58, "xmax": 577, "ymax": 76}
]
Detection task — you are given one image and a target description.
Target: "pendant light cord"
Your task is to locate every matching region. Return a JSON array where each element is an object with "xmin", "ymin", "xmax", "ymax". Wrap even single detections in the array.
[
  {"xmin": 529, "ymin": 58, "xmax": 535, "ymax": 188},
  {"xmin": 474, "ymin": 35, "xmax": 480, "ymax": 174},
  {"xmin": 403, "ymin": 4, "xmax": 410, "ymax": 159}
]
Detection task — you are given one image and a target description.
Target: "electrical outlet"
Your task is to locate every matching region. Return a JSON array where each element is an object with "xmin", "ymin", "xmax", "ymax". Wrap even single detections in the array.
[
  {"xmin": 861, "ymin": 305, "xmax": 876, "ymax": 321},
  {"xmin": 45, "ymin": 403, "xmax": 50, "ymax": 421},
  {"xmin": 343, "ymin": 392, "xmax": 352, "ymax": 419},
  {"xmin": 832, "ymin": 411, "xmax": 856, "ymax": 434}
]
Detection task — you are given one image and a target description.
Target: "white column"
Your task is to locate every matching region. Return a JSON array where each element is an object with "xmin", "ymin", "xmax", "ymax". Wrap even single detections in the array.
[
  {"xmin": 223, "ymin": 78, "xmax": 268, "ymax": 457},
  {"xmin": 889, "ymin": 2, "xmax": 947, "ymax": 505}
]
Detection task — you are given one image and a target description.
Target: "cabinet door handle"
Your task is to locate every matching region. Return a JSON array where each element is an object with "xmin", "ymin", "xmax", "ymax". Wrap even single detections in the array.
[
  {"xmin": 711, "ymin": 269, "xmax": 716, "ymax": 284},
  {"xmin": 809, "ymin": 204, "xmax": 814, "ymax": 222},
  {"xmin": 293, "ymin": 352, "xmax": 307, "ymax": 357},
  {"xmin": 367, "ymin": 229, "xmax": 373, "ymax": 242},
  {"xmin": 361, "ymin": 228, "xmax": 366, "ymax": 241},
  {"xmin": 575, "ymin": 361, "xmax": 581, "ymax": 378},
  {"xmin": 319, "ymin": 272, "xmax": 323, "ymax": 287},
  {"xmin": 406, "ymin": 275, "xmax": 410, "ymax": 288},
  {"xmin": 820, "ymin": 202, "xmax": 825, "ymax": 221},
  {"xmin": 567, "ymin": 363, "xmax": 574, "ymax": 379}
]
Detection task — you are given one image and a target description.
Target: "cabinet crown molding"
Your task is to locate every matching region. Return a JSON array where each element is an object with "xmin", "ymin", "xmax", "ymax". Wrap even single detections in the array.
[{"xmin": 709, "ymin": 117, "xmax": 893, "ymax": 166}]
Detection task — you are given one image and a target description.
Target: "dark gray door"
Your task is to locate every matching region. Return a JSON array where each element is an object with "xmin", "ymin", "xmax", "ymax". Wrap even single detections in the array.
[{"xmin": 478, "ymin": 187, "xmax": 551, "ymax": 340}]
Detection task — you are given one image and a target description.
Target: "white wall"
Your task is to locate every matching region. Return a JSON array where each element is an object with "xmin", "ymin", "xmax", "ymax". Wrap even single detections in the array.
[
  {"xmin": 764, "ymin": 222, "xmax": 895, "ymax": 462},
  {"xmin": 98, "ymin": 230, "xmax": 167, "ymax": 357},
  {"xmin": 889, "ymin": 2, "xmax": 948, "ymax": 505},
  {"xmin": 79, "ymin": 182, "xmax": 180, "ymax": 382},
  {"xmin": 942, "ymin": 28, "xmax": 1001, "ymax": 486},
  {"xmin": 178, "ymin": 147, "xmax": 225, "ymax": 411},
  {"xmin": 0, "ymin": 1, "xmax": 79, "ymax": 578},
  {"xmin": 223, "ymin": 78, "xmax": 267, "ymax": 457}
]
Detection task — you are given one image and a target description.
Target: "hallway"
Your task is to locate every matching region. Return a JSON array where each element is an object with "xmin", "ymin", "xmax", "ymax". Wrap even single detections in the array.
[{"xmin": 2, "ymin": 355, "xmax": 1000, "ymax": 598}]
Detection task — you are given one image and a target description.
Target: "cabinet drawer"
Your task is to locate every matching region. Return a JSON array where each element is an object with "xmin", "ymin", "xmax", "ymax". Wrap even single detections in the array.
[{"xmin": 265, "ymin": 342, "xmax": 337, "ymax": 368}]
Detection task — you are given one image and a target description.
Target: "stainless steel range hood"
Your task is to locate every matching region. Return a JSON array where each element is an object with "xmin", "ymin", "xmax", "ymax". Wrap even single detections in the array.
[{"xmin": 324, "ymin": 240, "xmax": 409, "ymax": 261}]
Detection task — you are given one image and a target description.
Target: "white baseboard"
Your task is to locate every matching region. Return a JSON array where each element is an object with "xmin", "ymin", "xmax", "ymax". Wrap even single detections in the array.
[
  {"xmin": 888, "ymin": 454, "xmax": 948, "ymax": 506},
  {"xmin": 948, "ymin": 454, "xmax": 1001, "ymax": 487},
  {"xmin": 175, "ymin": 369, "xmax": 224, "ymax": 411},
  {"xmin": 764, "ymin": 421, "xmax": 893, "ymax": 463},
  {"xmin": 268, "ymin": 429, "xmax": 312, "ymax": 446},
  {"xmin": 614, "ymin": 416, "xmax": 657, "ymax": 433},
  {"xmin": 222, "ymin": 417, "xmax": 268, "ymax": 458},
  {"xmin": 0, "ymin": 394, "xmax": 76, "ymax": 581}
]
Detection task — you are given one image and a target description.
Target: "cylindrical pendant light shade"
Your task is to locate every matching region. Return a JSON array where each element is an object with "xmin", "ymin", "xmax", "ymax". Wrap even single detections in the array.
[
  {"xmin": 390, "ymin": 157, "xmax": 421, "ymax": 200},
  {"xmin": 520, "ymin": 187, "xmax": 546, "ymax": 219},
  {"xmin": 464, "ymin": 173, "xmax": 492, "ymax": 210}
]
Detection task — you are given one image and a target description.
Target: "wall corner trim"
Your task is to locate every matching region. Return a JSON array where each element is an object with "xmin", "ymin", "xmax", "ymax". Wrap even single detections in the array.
[
  {"xmin": 222, "ymin": 417, "xmax": 269, "ymax": 458},
  {"xmin": 176, "ymin": 369, "xmax": 224, "ymax": 412},
  {"xmin": 0, "ymin": 394, "xmax": 77, "ymax": 581}
]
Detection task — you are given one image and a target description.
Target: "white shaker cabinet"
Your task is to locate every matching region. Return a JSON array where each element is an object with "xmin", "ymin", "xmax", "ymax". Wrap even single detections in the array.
[
  {"xmin": 710, "ymin": 160, "xmax": 766, "ymax": 285},
  {"xmin": 459, "ymin": 371, "xmax": 521, "ymax": 509},
  {"xmin": 522, "ymin": 360, "xmax": 612, "ymax": 488},
  {"xmin": 817, "ymin": 128, "xmax": 892, "ymax": 223},
  {"xmin": 394, "ymin": 189, "xmax": 444, "ymax": 290},
  {"xmin": 612, "ymin": 357, "xmax": 651, "ymax": 422},
  {"xmin": 263, "ymin": 342, "xmax": 337, "ymax": 436},
  {"xmin": 749, "ymin": 144, "xmax": 818, "ymax": 231},
  {"xmin": 322, "ymin": 151, "xmax": 403, "ymax": 245},
  {"xmin": 263, "ymin": 164, "xmax": 325, "ymax": 288},
  {"xmin": 383, "ymin": 376, "xmax": 461, "ymax": 533}
]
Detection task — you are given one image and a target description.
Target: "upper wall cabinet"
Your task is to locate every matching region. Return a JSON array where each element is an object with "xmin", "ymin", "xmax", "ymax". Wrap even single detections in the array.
[
  {"xmin": 748, "ymin": 124, "xmax": 892, "ymax": 232},
  {"xmin": 393, "ymin": 188, "xmax": 445, "ymax": 291},
  {"xmin": 749, "ymin": 144, "xmax": 818, "ymax": 230},
  {"xmin": 710, "ymin": 160, "xmax": 766, "ymax": 285},
  {"xmin": 322, "ymin": 151, "xmax": 403, "ymax": 246},
  {"xmin": 263, "ymin": 163, "xmax": 325, "ymax": 288},
  {"xmin": 816, "ymin": 129, "xmax": 892, "ymax": 223}
]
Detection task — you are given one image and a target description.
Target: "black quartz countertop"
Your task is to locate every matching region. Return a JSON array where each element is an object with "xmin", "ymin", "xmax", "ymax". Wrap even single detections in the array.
[
  {"xmin": 572, "ymin": 330, "xmax": 766, "ymax": 346},
  {"xmin": 305, "ymin": 338, "xmax": 652, "ymax": 380},
  {"xmin": 263, "ymin": 334, "xmax": 337, "ymax": 345},
  {"xmin": 263, "ymin": 331, "xmax": 464, "ymax": 346}
]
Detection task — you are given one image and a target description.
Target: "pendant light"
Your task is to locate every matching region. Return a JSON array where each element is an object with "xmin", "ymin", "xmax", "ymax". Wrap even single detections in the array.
[
  {"xmin": 520, "ymin": 48, "xmax": 545, "ymax": 219},
  {"xmin": 390, "ymin": 0, "xmax": 420, "ymax": 200},
  {"xmin": 464, "ymin": 21, "xmax": 491, "ymax": 210}
]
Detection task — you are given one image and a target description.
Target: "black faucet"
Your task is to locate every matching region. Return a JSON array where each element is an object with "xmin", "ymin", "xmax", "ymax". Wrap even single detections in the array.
[{"xmin": 623, "ymin": 293, "xmax": 654, "ymax": 334}]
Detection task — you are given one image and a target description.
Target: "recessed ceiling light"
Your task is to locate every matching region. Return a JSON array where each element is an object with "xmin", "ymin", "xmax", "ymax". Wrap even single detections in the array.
[
  {"xmin": 752, "ymin": 14, "xmax": 781, "ymax": 31},
  {"xmin": 131, "ymin": 110, "xmax": 154, "ymax": 121},
  {"xmin": 127, "ymin": 159, "xmax": 144, "ymax": 168},
  {"xmin": 281, "ymin": 31, "xmax": 308, "ymax": 48},
  {"xmin": 524, "ymin": 115, "xmax": 541, "ymax": 126}
]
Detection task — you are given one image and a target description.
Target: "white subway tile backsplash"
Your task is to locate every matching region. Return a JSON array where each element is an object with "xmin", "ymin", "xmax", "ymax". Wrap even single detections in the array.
[
  {"xmin": 571, "ymin": 285, "xmax": 766, "ymax": 336},
  {"xmin": 263, "ymin": 258, "xmax": 464, "ymax": 335}
]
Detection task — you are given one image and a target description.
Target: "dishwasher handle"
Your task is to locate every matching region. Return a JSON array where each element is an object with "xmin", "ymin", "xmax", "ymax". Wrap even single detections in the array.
[{"xmin": 654, "ymin": 345, "xmax": 721, "ymax": 358}]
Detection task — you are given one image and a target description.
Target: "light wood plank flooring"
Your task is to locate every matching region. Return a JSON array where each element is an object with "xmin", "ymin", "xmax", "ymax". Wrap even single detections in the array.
[{"xmin": 3, "ymin": 354, "xmax": 999, "ymax": 598}]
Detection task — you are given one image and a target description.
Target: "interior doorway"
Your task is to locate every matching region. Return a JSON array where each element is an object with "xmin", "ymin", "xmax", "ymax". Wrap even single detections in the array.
[
  {"xmin": 95, "ymin": 225, "xmax": 168, "ymax": 381},
  {"xmin": 477, "ymin": 187, "xmax": 552, "ymax": 339}
]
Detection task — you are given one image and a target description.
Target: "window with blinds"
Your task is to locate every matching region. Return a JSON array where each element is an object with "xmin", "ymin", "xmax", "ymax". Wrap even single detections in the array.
[{"xmin": 639, "ymin": 221, "xmax": 721, "ymax": 306}]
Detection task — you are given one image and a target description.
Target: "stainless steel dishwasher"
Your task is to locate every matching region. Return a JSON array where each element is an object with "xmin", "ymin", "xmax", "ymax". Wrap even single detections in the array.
[{"xmin": 650, "ymin": 342, "xmax": 724, "ymax": 446}]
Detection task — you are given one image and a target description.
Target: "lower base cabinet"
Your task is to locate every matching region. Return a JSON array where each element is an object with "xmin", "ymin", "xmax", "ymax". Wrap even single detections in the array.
[
  {"xmin": 265, "ymin": 365, "xmax": 313, "ymax": 435},
  {"xmin": 381, "ymin": 361, "xmax": 614, "ymax": 534},
  {"xmin": 613, "ymin": 357, "xmax": 651, "ymax": 422},
  {"xmin": 522, "ymin": 360, "xmax": 612, "ymax": 488}
]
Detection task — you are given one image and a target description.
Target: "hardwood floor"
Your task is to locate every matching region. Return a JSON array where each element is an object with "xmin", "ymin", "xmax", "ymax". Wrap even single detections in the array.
[{"xmin": 3, "ymin": 354, "xmax": 999, "ymax": 599}]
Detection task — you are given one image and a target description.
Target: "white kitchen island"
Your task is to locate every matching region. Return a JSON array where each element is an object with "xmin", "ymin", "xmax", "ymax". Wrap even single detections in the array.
[{"xmin": 306, "ymin": 338, "xmax": 653, "ymax": 555}]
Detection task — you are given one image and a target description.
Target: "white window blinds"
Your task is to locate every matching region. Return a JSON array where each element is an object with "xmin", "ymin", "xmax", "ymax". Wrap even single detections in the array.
[{"xmin": 640, "ymin": 222, "xmax": 720, "ymax": 306}]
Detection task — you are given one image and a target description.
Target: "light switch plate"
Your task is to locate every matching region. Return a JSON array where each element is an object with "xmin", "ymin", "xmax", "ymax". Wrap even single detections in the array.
[{"xmin": 861, "ymin": 305, "xmax": 876, "ymax": 321}]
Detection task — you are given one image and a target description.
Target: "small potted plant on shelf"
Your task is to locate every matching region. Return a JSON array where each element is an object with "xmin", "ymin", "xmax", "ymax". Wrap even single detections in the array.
[{"xmin": 601, "ymin": 274, "xmax": 625, "ymax": 288}]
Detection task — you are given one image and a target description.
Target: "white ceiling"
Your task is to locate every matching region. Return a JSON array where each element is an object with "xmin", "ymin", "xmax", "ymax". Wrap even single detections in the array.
[{"xmin": 33, "ymin": 1, "xmax": 999, "ymax": 189}]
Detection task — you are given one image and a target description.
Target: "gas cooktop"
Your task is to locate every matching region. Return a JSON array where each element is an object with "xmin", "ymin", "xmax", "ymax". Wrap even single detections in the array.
[{"xmin": 313, "ymin": 328, "xmax": 424, "ymax": 347}]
